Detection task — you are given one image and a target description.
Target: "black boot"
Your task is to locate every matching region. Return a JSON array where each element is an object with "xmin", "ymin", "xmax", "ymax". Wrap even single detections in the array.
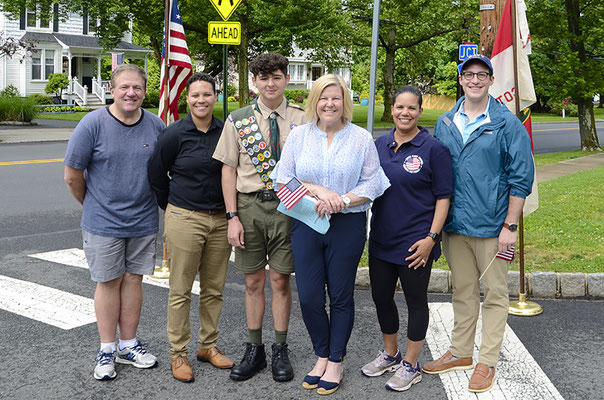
[
  {"xmin": 229, "ymin": 343, "xmax": 267, "ymax": 381},
  {"xmin": 271, "ymin": 343, "xmax": 294, "ymax": 382}
]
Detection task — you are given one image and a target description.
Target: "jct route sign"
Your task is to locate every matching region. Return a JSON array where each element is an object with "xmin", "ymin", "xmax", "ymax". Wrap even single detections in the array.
[
  {"xmin": 208, "ymin": 21, "xmax": 241, "ymax": 45},
  {"xmin": 209, "ymin": 0, "xmax": 243, "ymax": 21}
]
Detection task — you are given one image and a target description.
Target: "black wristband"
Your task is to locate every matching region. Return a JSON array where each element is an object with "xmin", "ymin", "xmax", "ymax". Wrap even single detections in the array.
[{"xmin": 226, "ymin": 211, "xmax": 239, "ymax": 220}]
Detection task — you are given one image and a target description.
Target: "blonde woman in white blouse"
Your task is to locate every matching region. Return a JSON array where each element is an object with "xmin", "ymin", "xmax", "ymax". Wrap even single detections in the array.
[{"xmin": 272, "ymin": 74, "xmax": 390, "ymax": 395}]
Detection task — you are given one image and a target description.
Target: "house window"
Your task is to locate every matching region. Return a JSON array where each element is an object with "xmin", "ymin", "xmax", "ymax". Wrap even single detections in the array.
[
  {"xmin": 31, "ymin": 49, "xmax": 54, "ymax": 80},
  {"xmin": 26, "ymin": 9, "xmax": 37, "ymax": 27},
  {"xmin": 311, "ymin": 66, "xmax": 323, "ymax": 81},
  {"xmin": 31, "ymin": 50, "xmax": 41, "ymax": 80},
  {"xmin": 45, "ymin": 50, "xmax": 55, "ymax": 78},
  {"xmin": 89, "ymin": 17, "xmax": 97, "ymax": 33},
  {"xmin": 288, "ymin": 64, "xmax": 306, "ymax": 82},
  {"xmin": 40, "ymin": 5, "xmax": 50, "ymax": 28}
]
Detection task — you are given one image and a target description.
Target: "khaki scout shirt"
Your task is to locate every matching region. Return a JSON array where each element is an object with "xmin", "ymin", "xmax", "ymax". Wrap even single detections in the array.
[{"xmin": 213, "ymin": 96, "xmax": 306, "ymax": 193}]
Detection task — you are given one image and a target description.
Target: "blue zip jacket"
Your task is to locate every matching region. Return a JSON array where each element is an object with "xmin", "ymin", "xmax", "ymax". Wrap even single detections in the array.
[{"xmin": 434, "ymin": 95, "xmax": 534, "ymax": 238}]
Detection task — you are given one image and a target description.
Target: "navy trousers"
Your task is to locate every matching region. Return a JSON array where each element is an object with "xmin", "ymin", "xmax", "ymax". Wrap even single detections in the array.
[{"xmin": 292, "ymin": 212, "xmax": 367, "ymax": 362}]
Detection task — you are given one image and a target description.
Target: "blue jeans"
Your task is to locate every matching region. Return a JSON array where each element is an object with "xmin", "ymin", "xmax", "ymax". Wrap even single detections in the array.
[{"xmin": 292, "ymin": 212, "xmax": 367, "ymax": 362}]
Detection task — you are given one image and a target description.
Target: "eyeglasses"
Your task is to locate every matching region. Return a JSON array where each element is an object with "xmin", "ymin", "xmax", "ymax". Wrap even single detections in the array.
[{"xmin": 461, "ymin": 71, "xmax": 491, "ymax": 81}]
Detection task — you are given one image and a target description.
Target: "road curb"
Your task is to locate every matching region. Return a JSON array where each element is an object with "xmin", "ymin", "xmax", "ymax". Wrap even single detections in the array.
[{"xmin": 355, "ymin": 268, "xmax": 604, "ymax": 299}]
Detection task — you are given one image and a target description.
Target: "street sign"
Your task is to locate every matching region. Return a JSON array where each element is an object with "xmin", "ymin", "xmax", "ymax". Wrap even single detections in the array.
[
  {"xmin": 209, "ymin": 0, "xmax": 242, "ymax": 21},
  {"xmin": 459, "ymin": 42, "xmax": 478, "ymax": 61},
  {"xmin": 208, "ymin": 21, "xmax": 241, "ymax": 45}
]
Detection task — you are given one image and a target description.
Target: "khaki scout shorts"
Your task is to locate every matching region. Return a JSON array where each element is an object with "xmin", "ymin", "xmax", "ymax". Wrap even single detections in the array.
[{"xmin": 234, "ymin": 192, "xmax": 294, "ymax": 275}]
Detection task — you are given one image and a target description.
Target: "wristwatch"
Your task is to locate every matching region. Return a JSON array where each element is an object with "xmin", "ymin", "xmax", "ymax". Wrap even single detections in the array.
[
  {"xmin": 342, "ymin": 195, "xmax": 351, "ymax": 209},
  {"xmin": 226, "ymin": 211, "xmax": 239, "ymax": 220},
  {"xmin": 427, "ymin": 232, "xmax": 440, "ymax": 242},
  {"xmin": 503, "ymin": 222, "xmax": 518, "ymax": 232}
]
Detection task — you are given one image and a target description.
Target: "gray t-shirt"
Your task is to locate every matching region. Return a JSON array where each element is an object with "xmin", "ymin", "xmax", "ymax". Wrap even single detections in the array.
[{"xmin": 64, "ymin": 107, "xmax": 165, "ymax": 238}]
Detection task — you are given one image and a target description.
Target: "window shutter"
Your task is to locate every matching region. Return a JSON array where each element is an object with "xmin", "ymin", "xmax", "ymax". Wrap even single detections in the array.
[
  {"xmin": 83, "ymin": 8, "xmax": 88, "ymax": 35},
  {"xmin": 53, "ymin": 4, "xmax": 59, "ymax": 32},
  {"xmin": 20, "ymin": 8, "xmax": 26, "ymax": 30}
]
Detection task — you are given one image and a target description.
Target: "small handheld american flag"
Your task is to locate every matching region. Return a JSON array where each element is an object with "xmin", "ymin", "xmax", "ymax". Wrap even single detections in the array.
[
  {"xmin": 496, "ymin": 245, "xmax": 515, "ymax": 262},
  {"xmin": 276, "ymin": 177, "xmax": 308, "ymax": 209}
]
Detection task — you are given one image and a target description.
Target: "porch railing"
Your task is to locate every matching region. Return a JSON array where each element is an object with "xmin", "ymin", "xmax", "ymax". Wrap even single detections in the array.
[
  {"xmin": 91, "ymin": 77, "xmax": 106, "ymax": 104},
  {"xmin": 70, "ymin": 77, "xmax": 88, "ymax": 106}
]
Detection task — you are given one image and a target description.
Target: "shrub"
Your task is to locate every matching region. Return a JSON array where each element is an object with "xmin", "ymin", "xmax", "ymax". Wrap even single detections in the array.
[
  {"xmin": 549, "ymin": 97, "xmax": 579, "ymax": 117},
  {"xmin": 284, "ymin": 89, "xmax": 308, "ymax": 102},
  {"xmin": 294, "ymin": 95, "xmax": 305, "ymax": 103},
  {"xmin": 27, "ymin": 93, "xmax": 54, "ymax": 105},
  {"xmin": 0, "ymin": 97, "xmax": 38, "ymax": 122},
  {"xmin": 227, "ymin": 96, "xmax": 236, "ymax": 102},
  {"xmin": 45, "ymin": 73, "xmax": 69, "ymax": 103},
  {"xmin": 177, "ymin": 89, "xmax": 187, "ymax": 114},
  {"xmin": 143, "ymin": 88, "xmax": 160, "ymax": 108},
  {"xmin": 0, "ymin": 84, "xmax": 20, "ymax": 98},
  {"xmin": 227, "ymin": 83, "xmax": 238, "ymax": 97}
]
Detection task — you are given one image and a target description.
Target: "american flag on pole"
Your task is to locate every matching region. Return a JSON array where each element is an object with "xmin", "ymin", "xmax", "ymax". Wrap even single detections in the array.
[
  {"xmin": 111, "ymin": 53, "xmax": 123, "ymax": 72},
  {"xmin": 158, "ymin": 0, "xmax": 193, "ymax": 125},
  {"xmin": 276, "ymin": 177, "xmax": 309, "ymax": 209},
  {"xmin": 496, "ymin": 245, "xmax": 515, "ymax": 262}
]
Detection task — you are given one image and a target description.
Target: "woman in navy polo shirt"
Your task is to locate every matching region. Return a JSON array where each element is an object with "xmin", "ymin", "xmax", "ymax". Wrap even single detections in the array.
[{"xmin": 361, "ymin": 86, "xmax": 453, "ymax": 392}]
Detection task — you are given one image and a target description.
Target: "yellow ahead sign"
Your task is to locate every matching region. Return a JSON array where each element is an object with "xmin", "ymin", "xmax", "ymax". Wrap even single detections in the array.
[
  {"xmin": 208, "ymin": 21, "xmax": 241, "ymax": 45},
  {"xmin": 209, "ymin": 0, "xmax": 242, "ymax": 21}
]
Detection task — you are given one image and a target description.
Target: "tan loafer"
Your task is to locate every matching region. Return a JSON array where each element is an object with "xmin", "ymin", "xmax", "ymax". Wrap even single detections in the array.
[
  {"xmin": 197, "ymin": 346, "xmax": 235, "ymax": 369},
  {"xmin": 171, "ymin": 355, "xmax": 194, "ymax": 382},
  {"xmin": 468, "ymin": 363, "xmax": 495, "ymax": 392},
  {"xmin": 422, "ymin": 350, "xmax": 473, "ymax": 374}
]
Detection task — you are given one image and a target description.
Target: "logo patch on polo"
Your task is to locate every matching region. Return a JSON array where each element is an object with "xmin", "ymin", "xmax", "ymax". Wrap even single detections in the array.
[{"xmin": 403, "ymin": 155, "xmax": 423, "ymax": 173}]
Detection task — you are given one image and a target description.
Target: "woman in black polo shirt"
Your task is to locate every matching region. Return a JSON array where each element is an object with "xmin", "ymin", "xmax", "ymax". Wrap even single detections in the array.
[
  {"xmin": 361, "ymin": 86, "xmax": 453, "ymax": 392},
  {"xmin": 148, "ymin": 73, "xmax": 235, "ymax": 383}
]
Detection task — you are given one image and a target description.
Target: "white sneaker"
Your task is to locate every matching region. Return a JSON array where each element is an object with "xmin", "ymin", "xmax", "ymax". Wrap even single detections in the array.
[
  {"xmin": 361, "ymin": 350, "xmax": 402, "ymax": 377},
  {"xmin": 385, "ymin": 360, "xmax": 422, "ymax": 391},
  {"xmin": 116, "ymin": 340, "xmax": 158, "ymax": 369},
  {"xmin": 94, "ymin": 346, "xmax": 117, "ymax": 380}
]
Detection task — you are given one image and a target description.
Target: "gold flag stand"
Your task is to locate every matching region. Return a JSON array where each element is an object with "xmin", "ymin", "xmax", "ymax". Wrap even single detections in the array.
[
  {"xmin": 152, "ymin": 210, "xmax": 170, "ymax": 279},
  {"xmin": 508, "ymin": 213, "xmax": 542, "ymax": 316}
]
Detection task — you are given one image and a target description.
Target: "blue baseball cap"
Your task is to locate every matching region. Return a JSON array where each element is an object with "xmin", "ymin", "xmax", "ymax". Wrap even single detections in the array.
[{"xmin": 458, "ymin": 54, "xmax": 494, "ymax": 75}]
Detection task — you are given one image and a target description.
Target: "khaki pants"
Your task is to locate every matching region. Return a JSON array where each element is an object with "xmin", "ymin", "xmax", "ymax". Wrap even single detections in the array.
[
  {"xmin": 165, "ymin": 204, "xmax": 232, "ymax": 357},
  {"xmin": 442, "ymin": 232, "xmax": 509, "ymax": 367}
]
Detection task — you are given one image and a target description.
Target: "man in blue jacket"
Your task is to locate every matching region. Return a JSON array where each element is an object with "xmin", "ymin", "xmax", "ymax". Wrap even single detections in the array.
[{"xmin": 422, "ymin": 54, "xmax": 534, "ymax": 393}]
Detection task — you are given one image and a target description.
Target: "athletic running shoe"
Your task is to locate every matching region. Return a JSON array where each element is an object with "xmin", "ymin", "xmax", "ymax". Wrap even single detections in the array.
[
  {"xmin": 116, "ymin": 340, "xmax": 158, "ymax": 368},
  {"xmin": 385, "ymin": 360, "xmax": 422, "ymax": 391},
  {"xmin": 361, "ymin": 350, "xmax": 402, "ymax": 377},
  {"xmin": 94, "ymin": 346, "xmax": 117, "ymax": 380}
]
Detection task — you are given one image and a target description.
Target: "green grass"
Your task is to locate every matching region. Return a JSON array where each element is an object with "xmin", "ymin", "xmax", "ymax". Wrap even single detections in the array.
[
  {"xmin": 359, "ymin": 165, "xmax": 604, "ymax": 273},
  {"xmin": 533, "ymin": 149, "xmax": 603, "ymax": 167},
  {"xmin": 35, "ymin": 112, "xmax": 90, "ymax": 121}
]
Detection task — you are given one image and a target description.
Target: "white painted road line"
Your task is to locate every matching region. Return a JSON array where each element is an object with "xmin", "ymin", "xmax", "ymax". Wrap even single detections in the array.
[
  {"xmin": 0, "ymin": 275, "xmax": 96, "ymax": 330},
  {"xmin": 426, "ymin": 302, "xmax": 564, "ymax": 400}
]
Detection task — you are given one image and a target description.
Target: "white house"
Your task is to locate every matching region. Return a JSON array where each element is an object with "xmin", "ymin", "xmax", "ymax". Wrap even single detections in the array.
[
  {"xmin": 285, "ymin": 46, "xmax": 352, "ymax": 92},
  {"xmin": 0, "ymin": 5, "xmax": 152, "ymax": 106}
]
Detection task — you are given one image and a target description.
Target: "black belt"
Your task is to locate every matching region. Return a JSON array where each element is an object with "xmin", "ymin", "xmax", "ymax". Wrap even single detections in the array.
[
  {"xmin": 194, "ymin": 208, "xmax": 225, "ymax": 215},
  {"xmin": 242, "ymin": 190, "xmax": 278, "ymax": 202}
]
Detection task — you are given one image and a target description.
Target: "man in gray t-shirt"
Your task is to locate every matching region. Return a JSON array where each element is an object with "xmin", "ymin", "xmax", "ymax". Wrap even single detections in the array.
[{"xmin": 64, "ymin": 64, "xmax": 165, "ymax": 381}]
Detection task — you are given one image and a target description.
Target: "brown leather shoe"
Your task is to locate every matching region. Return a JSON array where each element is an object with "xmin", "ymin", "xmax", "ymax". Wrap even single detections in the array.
[
  {"xmin": 171, "ymin": 355, "xmax": 194, "ymax": 382},
  {"xmin": 197, "ymin": 346, "xmax": 235, "ymax": 369},
  {"xmin": 468, "ymin": 363, "xmax": 495, "ymax": 392},
  {"xmin": 422, "ymin": 350, "xmax": 473, "ymax": 374}
]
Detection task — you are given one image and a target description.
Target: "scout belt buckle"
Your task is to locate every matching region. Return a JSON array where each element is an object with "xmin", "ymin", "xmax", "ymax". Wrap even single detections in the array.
[{"xmin": 260, "ymin": 190, "xmax": 276, "ymax": 202}]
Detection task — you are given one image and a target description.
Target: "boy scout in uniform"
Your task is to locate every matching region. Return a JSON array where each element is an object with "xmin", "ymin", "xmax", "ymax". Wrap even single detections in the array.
[{"xmin": 213, "ymin": 52, "xmax": 306, "ymax": 382}]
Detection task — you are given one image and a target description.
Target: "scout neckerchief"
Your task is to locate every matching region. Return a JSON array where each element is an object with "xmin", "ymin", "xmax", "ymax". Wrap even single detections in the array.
[
  {"xmin": 229, "ymin": 100, "xmax": 286, "ymax": 191},
  {"xmin": 252, "ymin": 98, "xmax": 288, "ymax": 161}
]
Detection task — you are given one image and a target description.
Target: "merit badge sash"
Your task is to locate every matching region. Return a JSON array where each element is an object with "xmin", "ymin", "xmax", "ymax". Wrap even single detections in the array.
[{"xmin": 230, "ymin": 105, "xmax": 277, "ymax": 190}]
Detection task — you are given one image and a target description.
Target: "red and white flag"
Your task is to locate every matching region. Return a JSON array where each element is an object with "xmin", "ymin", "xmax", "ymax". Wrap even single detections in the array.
[
  {"xmin": 496, "ymin": 245, "xmax": 516, "ymax": 262},
  {"xmin": 111, "ymin": 53, "xmax": 123, "ymax": 72},
  {"xmin": 489, "ymin": 0, "xmax": 538, "ymax": 215},
  {"xmin": 158, "ymin": 0, "xmax": 193, "ymax": 125},
  {"xmin": 276, "ymin": 177, "xmax": 309, "ymax": 209}
]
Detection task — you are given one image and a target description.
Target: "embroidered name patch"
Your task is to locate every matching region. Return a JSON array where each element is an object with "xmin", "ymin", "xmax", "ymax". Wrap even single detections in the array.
[{"xmin": 403, "ymin": 155, "xmax": 423, "ymax": 173}]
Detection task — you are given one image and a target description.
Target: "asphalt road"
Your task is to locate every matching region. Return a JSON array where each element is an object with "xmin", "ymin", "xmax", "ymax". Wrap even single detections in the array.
[{"xmin": 1, "ymin": 141, "xmax": 604, "ymax": 400}]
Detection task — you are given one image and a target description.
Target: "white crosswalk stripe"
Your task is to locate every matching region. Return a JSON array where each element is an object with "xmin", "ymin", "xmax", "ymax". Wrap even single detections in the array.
[
  {"xmin": 0, "ymin": 275, "xmax": 95, "ymax": 330},
  {"xmin": 426, "ymin": 302, "xmax": 563, "ymax": 399}
]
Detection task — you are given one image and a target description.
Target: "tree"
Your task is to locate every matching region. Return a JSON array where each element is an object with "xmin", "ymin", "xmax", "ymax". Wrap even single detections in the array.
[
  {"xmin": 527, "ymin": 0, "xmax": 602, "ymax": 151},
  {"xmin": 45, "ymin": 73, "xmax": 69, "ymax": 103},
  {"xmin": 0, "ymin": 32, "xmax": 35, "ymax": 62},
  {"xmin": 347, "ymin": 0, "xmax": 477, "ymax": 122}
]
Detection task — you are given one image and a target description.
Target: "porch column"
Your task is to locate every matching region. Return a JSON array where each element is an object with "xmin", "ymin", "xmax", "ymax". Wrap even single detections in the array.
[
  {"xmin": 97, "ymin": 56, "xmax": 102, "ymax": 80},
  {"xmin": 68, "ymin": 52, "xmax": 72, "ymax": 79},
  {"xmin": 144, "ymin": 54, "xmax": 148, "ymax": 74}
]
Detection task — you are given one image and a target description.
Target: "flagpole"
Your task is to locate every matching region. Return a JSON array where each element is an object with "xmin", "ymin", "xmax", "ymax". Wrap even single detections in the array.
[
  {"xmin": 508, "ymin": 0, "xmax": 541, "ymax": 316},
  {"xmin": 153, "ymin": 0, "xmax": 173, "ymax": 279}
]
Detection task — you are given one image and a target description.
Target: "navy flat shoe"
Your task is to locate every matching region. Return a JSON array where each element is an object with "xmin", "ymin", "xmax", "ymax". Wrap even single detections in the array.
[
  {"xmin": 317, "ymin": 377, "xmax": 342, "ymax": 395},
  {"xmin": 302, "ymin": 374, "xmax": 321, "ymax": 389}
]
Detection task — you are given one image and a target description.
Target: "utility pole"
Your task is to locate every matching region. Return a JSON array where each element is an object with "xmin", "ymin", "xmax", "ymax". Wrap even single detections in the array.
[{"xmin": 479, "ymin": 0, "xmax": 505, "ymax": 57}]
